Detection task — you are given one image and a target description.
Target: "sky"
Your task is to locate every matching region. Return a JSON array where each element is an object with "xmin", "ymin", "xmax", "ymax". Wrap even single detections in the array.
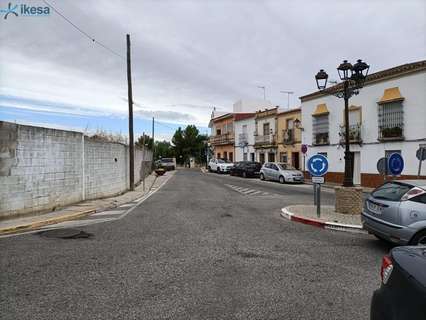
[{"xmin": 0, "ymin": 0, "xmax": 425, "ymax": 141}]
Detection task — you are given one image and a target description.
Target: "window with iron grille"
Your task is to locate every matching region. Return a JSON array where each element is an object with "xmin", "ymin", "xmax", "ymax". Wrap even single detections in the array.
[
  {"xmin": 378, "ymin": 101, "xmax": 404, "ymax": 140},
  {"xmin": 312, "ymin": 114, "xmax": 329, "ymax": 145}
]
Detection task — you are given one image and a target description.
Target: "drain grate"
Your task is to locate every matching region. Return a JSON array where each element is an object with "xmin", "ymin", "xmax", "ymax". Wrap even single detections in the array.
[{"xmin": 38, "ymin": 228, "xmax": 93, "ymax": 239}]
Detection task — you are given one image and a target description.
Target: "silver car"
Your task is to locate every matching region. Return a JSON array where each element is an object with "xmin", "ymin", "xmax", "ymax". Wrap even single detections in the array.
[
  {"xmin": 362, "ymin": 180, "xmax": 426, "ymax": 245},
  {"xmin": 259, "ymin": 162, "xmax": 304, "ymax": 183}
]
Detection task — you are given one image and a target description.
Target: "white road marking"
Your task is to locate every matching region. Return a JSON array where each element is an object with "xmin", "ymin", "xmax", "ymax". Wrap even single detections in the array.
[{"xmin": 92, "ymin": 210, "xmax": 125, "ymax": 216}]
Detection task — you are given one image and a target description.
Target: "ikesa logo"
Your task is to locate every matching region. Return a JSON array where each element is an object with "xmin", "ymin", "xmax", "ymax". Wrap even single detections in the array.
[{"xmin": 1, "ymin": 2, "xmax": 50, "ymax": 19}]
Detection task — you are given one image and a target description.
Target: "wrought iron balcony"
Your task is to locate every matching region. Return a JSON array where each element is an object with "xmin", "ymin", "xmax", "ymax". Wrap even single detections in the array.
[
  {"xmin": 238, "ymin": 133, "xmax": 248, "ymax": 146},
  {"xmin": 312, "ymin": 132, "xmax": 329, "ymax": 146},
  {"xmin": 209, "ymin": 132, "xmax": 235, "ymax": 145},
  {"xmin": 339, "ymin": 123, "xmax": 362, "ymax": 144},
  {"xmin": 254, "ymin": 134, "xmax": 276, "ymax": 146},
  {"xmin": 378, "ymin": 125, "xmax": 404, "ymax": 141},
  {"xmin": 283, "ymin": 129, "xmax": 295, "ymax": 145}
]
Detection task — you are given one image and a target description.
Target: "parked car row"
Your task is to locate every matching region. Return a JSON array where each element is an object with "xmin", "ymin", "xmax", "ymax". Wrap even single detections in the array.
[{"xmin": 208, "ymin": 159, "xmax": 304, "ymax": 184}]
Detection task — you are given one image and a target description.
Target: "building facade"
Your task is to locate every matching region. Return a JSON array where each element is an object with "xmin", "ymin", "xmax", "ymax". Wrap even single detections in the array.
[
  {"xmin": 300, "ymin": 60, "xmax": 426, "ymax": 187},
  {"xmin": 276, "ymin": 108, "xmax": 302, "ymax": 169},
  {"xmin": 254, "ymin": 107, "xmax": 279, "ymax": 163},
  {"xmin": 234, "ymin": 113, "xmax": 256, "ymax": 162},
  {"xmin": 209, "ymin": 113, "xmax": 235, "ymax": 162}
]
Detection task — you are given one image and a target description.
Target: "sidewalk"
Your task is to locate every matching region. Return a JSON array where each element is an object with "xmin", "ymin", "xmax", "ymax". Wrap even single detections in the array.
[
  {"xmin": 0, "ymin": 172, "xmax": 171, "ymax": 235},
  {"xmin": 281, "ymin": 205, "xmax": 367, "ymax": 234}
]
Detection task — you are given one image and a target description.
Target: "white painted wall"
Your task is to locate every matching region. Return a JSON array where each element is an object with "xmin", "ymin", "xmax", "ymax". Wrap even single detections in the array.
[
  {"xmin": 234, "ymin": 117, "xmax": 256, "ymax": 162},
  {"xmin": 301, "ymin": 71, "xmax": 426, "ymax": 176}
]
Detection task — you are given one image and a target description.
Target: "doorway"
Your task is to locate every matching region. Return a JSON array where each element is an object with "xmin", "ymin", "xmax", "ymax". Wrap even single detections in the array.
[
  {"xmin": 292, "ymin": 152, "xmax": 300, "ymax": 169},
  {"xmin": 259, "ymin": 153, "xmax": 265, "ymax": 163}
]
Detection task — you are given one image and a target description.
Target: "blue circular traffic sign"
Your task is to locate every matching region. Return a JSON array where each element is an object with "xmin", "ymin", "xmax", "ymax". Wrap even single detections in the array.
[
  {"xmin": 307, "ymin": 154, "xmax": 329, "ymax": 177},
  {"xmin": 388, "ymin": 153, "xmax": 404, "ymax": 176}
]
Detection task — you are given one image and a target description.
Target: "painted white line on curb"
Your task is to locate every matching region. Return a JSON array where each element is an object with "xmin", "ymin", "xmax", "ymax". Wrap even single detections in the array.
[
  {"xmin": 92, "ymin": 210, "xmax": 125, "ymax": 216},
  {"xmin": 280, "ymin": 206, "xmax": 368, "ymax": 234}
]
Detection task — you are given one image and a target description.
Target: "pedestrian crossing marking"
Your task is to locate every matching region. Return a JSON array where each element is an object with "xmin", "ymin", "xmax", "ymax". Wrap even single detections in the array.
[{"xmin": 224, "ymin": 184, "xmax": 277, "ymax": 197}]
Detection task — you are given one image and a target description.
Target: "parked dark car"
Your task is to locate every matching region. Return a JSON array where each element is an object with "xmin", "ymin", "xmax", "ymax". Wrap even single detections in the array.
[
  {"xmin": 370, "ymin": 246, "xmax": 426, "ymax": 320},
  {"xmin": 362, "ymin": 180, "xmax": 426, "ymax": 245},
  {"xmin": 230, "ymin": 161, "xmax": 262, "ymax": 178}
]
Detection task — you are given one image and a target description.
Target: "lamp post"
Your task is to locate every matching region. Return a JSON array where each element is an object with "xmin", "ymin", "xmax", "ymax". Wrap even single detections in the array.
[{"xmin": 315, "ymin": 59, "xmax": 369, "ymax": 187}]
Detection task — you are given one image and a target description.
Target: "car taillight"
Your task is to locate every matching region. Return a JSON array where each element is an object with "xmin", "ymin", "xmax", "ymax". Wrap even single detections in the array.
[
  {"xmin": 401, "ymin": 187, "xmax": 426, "ymax": 201},
  {"xmin": 380, "ymin": 255, "xmax": 393, "ymax": 284}
]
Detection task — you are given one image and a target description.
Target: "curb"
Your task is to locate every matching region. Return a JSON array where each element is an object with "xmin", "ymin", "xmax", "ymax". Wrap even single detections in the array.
[
  {"xmin": 0, "ymin": 174, "xmax": 162, "ymax": 236},
  {"xmin": 280, "ymin": 207, "xmax": 367, "ymax": 234},
  {"xmin": 0, "ymin": 209, "xmax": 97, "ymax": 235}
]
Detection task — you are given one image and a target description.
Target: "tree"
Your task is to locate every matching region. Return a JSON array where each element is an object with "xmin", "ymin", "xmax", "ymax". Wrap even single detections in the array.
[
  {"xmin": 172, "ymin": 125, "xmax": 207, "ymax": 165},
  {"xmin": 135, "ymin": 134, "xmax": 153, "ymax": 150},
  {"xmin": 154, "ymin": 140, "xmax": 174, "ymax": 160}
]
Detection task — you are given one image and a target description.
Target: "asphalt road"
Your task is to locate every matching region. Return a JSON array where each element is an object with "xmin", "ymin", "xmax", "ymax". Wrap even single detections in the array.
[{"xmin": 0, "ymin": 169, "xmax": 391, "ymax": 320}]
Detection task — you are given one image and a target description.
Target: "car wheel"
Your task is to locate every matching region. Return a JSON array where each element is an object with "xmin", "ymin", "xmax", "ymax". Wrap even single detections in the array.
[
  {"xmin": 260, "ymin": 173, "xmax": 265, "ymax": 180},
  {"xmin": 242, "ymin": 171, "xmax": 247, "ymax": 178},
  {"xmin": 410, "ymin": 229, "xmax": 426, "ymax": 245},
  {"xmin": 217, "ymin": 168, "xmax": 220, "ymax": 174},
  {"xmin": 208, "ymin": 166, "xmax": 211, "ymax": 172},
  {"xmin": 279, "ymin": 176, "xmax": 285, "ymax": 184}
]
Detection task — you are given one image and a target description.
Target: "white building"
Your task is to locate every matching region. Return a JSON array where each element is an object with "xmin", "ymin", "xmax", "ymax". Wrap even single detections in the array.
[
  {"xmin": 233, "ymin": 99, "xmax": 273, "ymax": 113},
  {"xmin": 300, "ymin": 60, "xmax": 426, "ymax": 188},
  {"xmin": 234, "ymin": 113, "xmax": 256, "ymax": 162}
]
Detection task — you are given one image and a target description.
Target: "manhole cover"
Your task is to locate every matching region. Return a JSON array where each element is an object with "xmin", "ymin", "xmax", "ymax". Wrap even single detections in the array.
[{"xmin": 38, "ymin": 228, "xmax": 93, "ymax": 239}]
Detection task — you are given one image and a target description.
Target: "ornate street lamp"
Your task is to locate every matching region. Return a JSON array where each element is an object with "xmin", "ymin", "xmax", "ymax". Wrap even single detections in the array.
[
  {"xmin": 315, "ymin": 69, "xmax": 328, "ymax": 90},
  {"xmin": 315, "ymin": 59, "xmax": 369, "ymax": 187}
]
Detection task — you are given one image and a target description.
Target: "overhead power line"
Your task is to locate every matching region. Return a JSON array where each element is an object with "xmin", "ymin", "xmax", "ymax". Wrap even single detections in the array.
[{"xmin": 43, "ymin": 0, "xmax": 125, "ymax": 60}]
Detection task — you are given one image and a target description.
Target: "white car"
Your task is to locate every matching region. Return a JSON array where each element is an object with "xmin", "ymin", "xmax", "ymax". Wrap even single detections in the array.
[
  {"xmin": 260, "ymin": 162, "xmax": 304, "ymax": 183},
  {"xmin": 208, "ymin": 159, "xmax": 234, "ymax": 174}
]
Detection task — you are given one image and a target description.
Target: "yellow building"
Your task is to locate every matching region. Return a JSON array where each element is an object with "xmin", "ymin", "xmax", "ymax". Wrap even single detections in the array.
[
  {"xmin": 208, "ymin": 113, "xmax": 235, "ymax": 162},
  {"xmin": 276, "ymin": 108, "xmax": 302, "ymax": 170}
]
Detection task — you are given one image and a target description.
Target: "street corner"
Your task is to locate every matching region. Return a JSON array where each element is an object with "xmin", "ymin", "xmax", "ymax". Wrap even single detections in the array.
[
  {"xmin": 0, "ymin": 208, "xmax": 97, "ymax": 236},
  {"xmin": 281, "ymin": 205, "xmax": 367, "ymax": 234}
]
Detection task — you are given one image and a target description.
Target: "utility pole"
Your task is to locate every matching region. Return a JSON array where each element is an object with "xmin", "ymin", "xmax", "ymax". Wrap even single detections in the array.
[
  {"xmin": 142, "ymin": 132, "xmax": 146, "ymax": 192},
  {"xmin": 126, "ymin": 34, "xmax": 135, "ymax": 191},
  {"xmin": 152, "ymin": 117, "xmax": 155, "ymax": 168}
]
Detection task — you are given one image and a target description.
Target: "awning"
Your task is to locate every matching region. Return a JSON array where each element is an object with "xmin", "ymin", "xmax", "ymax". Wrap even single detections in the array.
[
  {"xmin": 312, "ymin": 103, "xmax": 329, "ymax": 116},
  {"xmin": 378, "ymin": 87, "xmax": 404, "ymax": 104}
]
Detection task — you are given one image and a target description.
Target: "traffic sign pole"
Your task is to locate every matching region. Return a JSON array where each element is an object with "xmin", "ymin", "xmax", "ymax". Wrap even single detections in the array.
[
  {"xmin": 307, "ymin": 155, "xmax": 329, "ymax": 219},
  {"xmin": 418, "ymin": 148, "xmax": 425, "ymax": 178}
]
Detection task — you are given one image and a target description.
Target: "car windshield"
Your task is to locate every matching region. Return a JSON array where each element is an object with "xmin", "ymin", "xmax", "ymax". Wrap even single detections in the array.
[
  {"xmin": 278, "ymin": 163, "xmax": 296, "ymax": 170},
  {"xmin": 217, "ymin": 159, "xmax": 225, "ymax": 163},
  {"xmin": 247, "ymin": 162, "xmax": 260, "ymax": 168},
  {"xmin": 371, "ymin": 182, "xmax": 411, "ymax": 201},
  {"xmin": 161, "ymin": 158, "xmax": 173, "ymax": 163}
]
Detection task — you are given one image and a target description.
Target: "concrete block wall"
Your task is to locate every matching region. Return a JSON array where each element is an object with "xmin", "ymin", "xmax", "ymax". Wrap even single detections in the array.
[
  {"xmin": 84, "ymin": 138, "xmax": 128, "ymax": 200},
  {"xmin": 0, "ymin": 121, "xmax": 152, "ymax": 219}
]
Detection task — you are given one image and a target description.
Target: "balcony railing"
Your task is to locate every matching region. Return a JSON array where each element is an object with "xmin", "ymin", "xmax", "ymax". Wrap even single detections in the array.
[
  {"xmin": 312, "ymin": 132, "xmax": 329, "ymax": 146},
  {"xmin": 339, "ymin": 124, "xmax": 362, "ymax": 144},
  {"xmin": 238, "ymin": 133, "xmax": 248, "ymax": 146},
  {"xmin": 283, "ymin": 129, "xmax": 294, "ymax": 144},
  {"xmin": 254, "ymin": 134, "xmax": 276, "ymax": 146},
  {"xmin": 209, "ymin": 132, "xmax": 235, "ymax": 145}
]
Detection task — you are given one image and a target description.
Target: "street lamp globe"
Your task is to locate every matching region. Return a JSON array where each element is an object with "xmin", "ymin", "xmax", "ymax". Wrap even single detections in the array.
[
  {"xmin": 352, "ymin": 59, "xmax": 370, "ymax": 88},
  {"xmin": 337, "ymin": 60, "xmax": 353, "ymax": 81},
  {"xmin": 294, "ymin": 118, "xmax": 301, "ymax": 129},
  {"xmin": 315, "ymin": 69, "xmax": 329, "ymax": 90}
]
